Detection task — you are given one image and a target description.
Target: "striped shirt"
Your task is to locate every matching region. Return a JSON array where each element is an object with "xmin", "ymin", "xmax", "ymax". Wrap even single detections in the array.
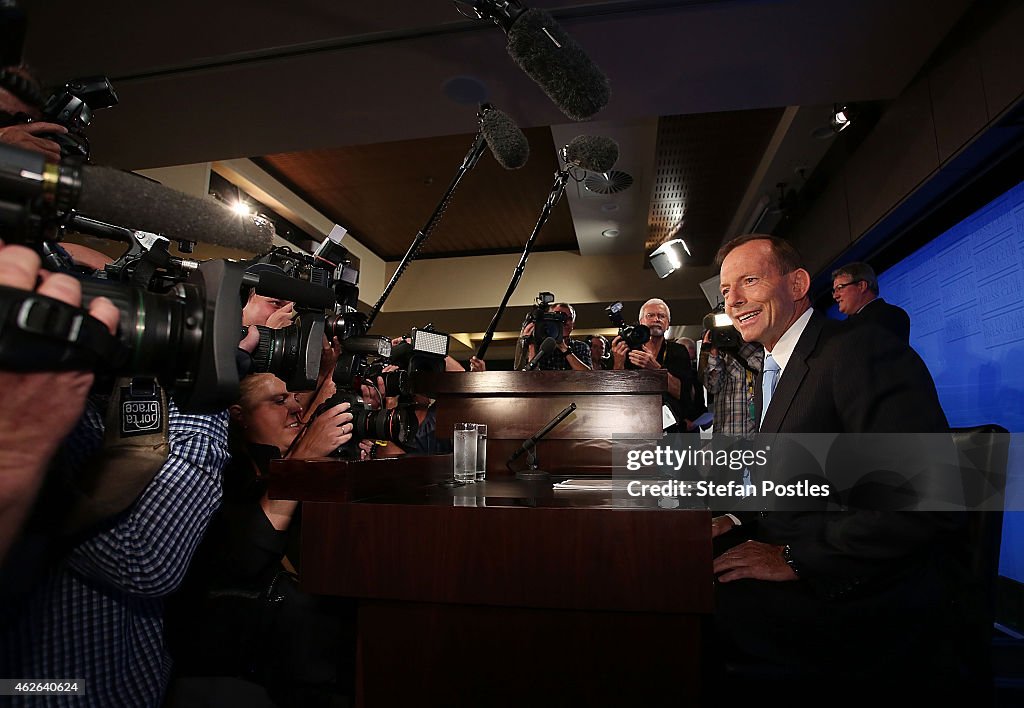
[{"xmin": 1, "ymin": 400, "xmax": 228, "ymax": 707}]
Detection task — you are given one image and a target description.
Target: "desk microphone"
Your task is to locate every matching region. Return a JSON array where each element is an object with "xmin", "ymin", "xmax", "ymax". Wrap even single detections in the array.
[
  {"xmin": 522, "ymin": 336, "xmax": 556, "ymax": 371},
  {"xmin": 507, "ymin": 401, "xmax": 577, "ymax": 480}
]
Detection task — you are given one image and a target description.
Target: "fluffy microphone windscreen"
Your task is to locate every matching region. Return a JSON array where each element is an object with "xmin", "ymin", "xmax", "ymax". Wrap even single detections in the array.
[
  {"xmin": 506, "ymin": 8, "xmax": 610, "ymax": 121},
  {"xmin": 480, "ymin": 107, "xmax": 529, "ymax": 169},
  {"xmin": 564, "ymin": 136, "xmax": 618, "ymax": 173},
  {"xmin": 79, "ymin": 166, "xmax": 275, "ymax": 254}
]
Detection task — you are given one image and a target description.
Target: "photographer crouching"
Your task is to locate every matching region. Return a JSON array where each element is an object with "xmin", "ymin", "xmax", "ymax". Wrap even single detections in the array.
[{"xmin": 611, "ymin": 298, "xmax": 696, "ymax": 432}]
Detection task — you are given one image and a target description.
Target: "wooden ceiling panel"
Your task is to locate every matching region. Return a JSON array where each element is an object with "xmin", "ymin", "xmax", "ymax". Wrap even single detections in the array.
[
  {"xmin": 259, "ymin": 127, "xmax": 578, "ymax": 260},
  {"xmin": 646, "ymin": 108, "xmax": 785, "ymax": 265}
]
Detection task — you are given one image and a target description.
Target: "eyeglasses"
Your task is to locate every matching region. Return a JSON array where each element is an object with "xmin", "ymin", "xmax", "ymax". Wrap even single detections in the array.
[{"xmin": 832, "ymin": 279, "xmax": 864, "ymax": 295}]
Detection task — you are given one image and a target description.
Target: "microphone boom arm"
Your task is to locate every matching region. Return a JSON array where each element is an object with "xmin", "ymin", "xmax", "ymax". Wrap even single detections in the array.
[
  {"xmin": 475, "ymin": 166, "xmax": 570, "ymax": 360},
  {"xmin": 366, "ymin": 131, "xmax": 487, "ymax": 328}
]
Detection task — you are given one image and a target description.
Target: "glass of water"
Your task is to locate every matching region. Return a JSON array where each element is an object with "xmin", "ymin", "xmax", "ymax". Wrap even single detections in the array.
[{"xmin": 453, "ymin": 423, "xmax": 478, "ymax": 484}]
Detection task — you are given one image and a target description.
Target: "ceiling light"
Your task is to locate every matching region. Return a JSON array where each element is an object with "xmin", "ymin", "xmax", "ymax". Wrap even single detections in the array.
[
  {"xmin": 231, "ymin": 201, "xmax": 252, "ymax": 216},
  {"xmin": 601, "ymin": 228, "xmax": 619, "ymax": 238},
  {"xmin": 649, "ymin": 238, "xmax": 691, "ymax": 278},
  {"xmin": 831, "ymin": 103, "xmax": 854, "ymax": 133}
]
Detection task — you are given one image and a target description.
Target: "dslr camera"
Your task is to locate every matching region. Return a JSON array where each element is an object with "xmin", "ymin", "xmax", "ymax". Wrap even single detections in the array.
[
  {"xmin": 317, "ymin": 325, "xmax": 451, "ymax": 455},
  {"xmin": 606, "ymin": 301, "xmax": 650, "ymax": 349},
  {"xmin": 40, "ymin": 76, "xmax": 119, "ymax": 160},
  {"xmin": 523, "ymin": 291, "xmax": 567, "ymax": 346}
]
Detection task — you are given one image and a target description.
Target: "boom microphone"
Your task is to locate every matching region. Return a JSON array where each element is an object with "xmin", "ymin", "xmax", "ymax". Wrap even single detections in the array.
[
  {"xmin": 479, "ymin": 104, "xmax": 529, "ymax": 169},
  {"xmin": 467, "ymin": 2, "xmax": 610, "ymax": 121},
  {"xmin": 77, "ymin": 166, "xmax": 275, "ymax": 253},
  {"xmin": 563, "ymin": 136, "xmax": 618, "ymax": 173}
]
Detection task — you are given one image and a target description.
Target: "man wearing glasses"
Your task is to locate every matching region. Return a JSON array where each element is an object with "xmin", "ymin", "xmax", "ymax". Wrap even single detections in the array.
[
  {"xmin": 832, "ymin": 262, "xmax": 910, "ymax": 343},
  {"xmin": 611, "ymin": 298, "xmax": 694, "ymax": 432}
]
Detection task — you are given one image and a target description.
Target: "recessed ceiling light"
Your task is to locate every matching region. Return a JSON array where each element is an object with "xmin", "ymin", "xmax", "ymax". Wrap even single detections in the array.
[
  {"xmin": 601, "ymin": 228, "xmax": 619, "ymax": 238},
  {"xmin": 600, "ymin": 203, "xmax": 620, "ymax": 212}
]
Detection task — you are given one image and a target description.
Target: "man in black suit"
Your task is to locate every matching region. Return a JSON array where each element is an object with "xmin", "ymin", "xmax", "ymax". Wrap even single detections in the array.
[
  {"xmin": 832, "ymin": 261, "xmax": 911, "ymax": 342},
  {"xmin": 708, "ymin": 235, "xmax": 963, "ymax": 693}
]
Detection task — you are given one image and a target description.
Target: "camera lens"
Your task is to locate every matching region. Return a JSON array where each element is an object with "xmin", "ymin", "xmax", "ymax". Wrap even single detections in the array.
[
  {"xmin": 80, "ymin": 277, "xmax": 203, "ymax": 384},
  {"xmin": 251, "ymin": 315, "xmax": 323, "ymax": 391}
]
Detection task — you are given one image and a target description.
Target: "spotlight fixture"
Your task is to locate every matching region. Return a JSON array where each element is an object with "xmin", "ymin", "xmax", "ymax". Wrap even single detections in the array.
[
  {"xmin": 231, "ymin": 200, "xmax": 252, "ymax": 216},
  {"xmin": 649, "ymin": 238, "xmax": 691, "ymax": 279},
  {"xmin": 831, "ymin": 103, "xmax": 854, "ymax": 133}
]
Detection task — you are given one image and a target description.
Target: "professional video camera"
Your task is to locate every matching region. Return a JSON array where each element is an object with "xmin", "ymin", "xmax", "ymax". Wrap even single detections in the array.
[
  {"xmin": 39, "ymin": 76, "xmax": 118, "ymax": 160},
  {"xmin": 702, "ymin": 303, "xmax": 743, "ymax": 350},
  {"xmin": 606, "ymin": 301, "xmax": 650, "ymax": 349},
  {"xmin": 243, "ymin": 237, "xmax": 393, "ymax": 392},
  {"xmin": 0, "ymin": 143, "xmax": 306, "ymax": 412},
  {"xmin": 523, "ymin": 291, "xmax": 566, "ymax": 345}
]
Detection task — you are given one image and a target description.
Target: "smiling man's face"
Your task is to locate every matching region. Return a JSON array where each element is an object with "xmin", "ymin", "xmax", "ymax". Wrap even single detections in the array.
[{"xmin": 720, "ymin": 239, "xmax": 809, "ymax": 351}]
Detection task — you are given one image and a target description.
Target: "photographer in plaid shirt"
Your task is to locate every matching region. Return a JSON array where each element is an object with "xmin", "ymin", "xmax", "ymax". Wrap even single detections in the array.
[{"xmin": 699, "ymin": 331, "xmax": 764, "ymax": 438}]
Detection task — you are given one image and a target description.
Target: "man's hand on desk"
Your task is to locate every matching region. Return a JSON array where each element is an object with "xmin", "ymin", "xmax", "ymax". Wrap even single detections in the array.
[{"xmin": 713, "ymin": 540, "xmax": 798, "ymax": 583}]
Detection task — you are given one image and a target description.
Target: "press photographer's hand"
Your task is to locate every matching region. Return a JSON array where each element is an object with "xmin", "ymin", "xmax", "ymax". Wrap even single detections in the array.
[
  {"xmin": 291, "ymin": 402, "xmax": 353, "ymax": 458},
  {"xmin": 611, "ymin": 336, "xmax": 629, "ymax": 369},
  {"xmin": 0, "ymin": 121, "xmax": 66, "ymax": 162},
  {"xmin": 0, "ymin": 242, "xmax": 119, "ymax": 560}
]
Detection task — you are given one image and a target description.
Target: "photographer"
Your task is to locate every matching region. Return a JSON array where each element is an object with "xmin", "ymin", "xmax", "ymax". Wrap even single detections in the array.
[
  {"xmin": 166, "ymin": 374, "xmax": 354, "ymax": 707},
  {"xmin": 514, "ymin": 301, "xmax": 592, "ymax": 371},
  {"xmin": 0, "ymin": 242, "xmax": 119, "ymax": 562},
  {"xmin": 699, "ymin": 331, "xmax": 763, "ymax": 438},
  {"xmin": 611, "ymin": 298, "xmax": 694, "ymax": 431}
]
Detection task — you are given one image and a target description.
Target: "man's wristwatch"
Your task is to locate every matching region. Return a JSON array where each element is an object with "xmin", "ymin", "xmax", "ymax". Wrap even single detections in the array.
[{"xmin": 782, "ymin": 544, "xmax": 800, "ymax": 576}]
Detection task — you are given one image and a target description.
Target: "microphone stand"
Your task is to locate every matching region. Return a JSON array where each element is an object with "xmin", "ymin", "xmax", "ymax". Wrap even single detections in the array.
[
  {"xmin": 475, "ymin": 164, "xmax": 572, "ymax": 360},
  {"xmin": 366, "ymin": 130, "xmax": 487, "ymax": 329},
  {"xmin": 507, "ymin": 402, "xmax": 577, "ymax": 481}
]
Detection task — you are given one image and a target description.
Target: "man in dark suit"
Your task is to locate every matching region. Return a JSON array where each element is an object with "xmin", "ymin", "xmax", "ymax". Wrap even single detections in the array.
[
  {"xmin": 708, "ymin": 235, "xmax": 963, "ymax": 693},
  {"xmin": 832, "ymin": 261, "xmax": 911, "ymax": 342}
]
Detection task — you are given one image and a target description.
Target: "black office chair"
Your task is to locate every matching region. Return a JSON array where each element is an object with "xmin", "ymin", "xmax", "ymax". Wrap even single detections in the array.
[{"xmin": 949, "ymin": 424, "xmax": 1010, "ymax": 702}]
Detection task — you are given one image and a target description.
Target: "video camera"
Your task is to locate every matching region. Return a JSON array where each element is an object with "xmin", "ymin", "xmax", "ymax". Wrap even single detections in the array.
[
  {"xmin": 702, "ymin": 303, "xmax": 743, "ymax": 350},
  {"xmin": 605, "ymin": 301, "xmax": 650, "ymax": 349},
  {"xmin": 524, "ymin": 291, "xmax": 566, "ymax": 346},
  {"xmin": 0, "ymin": 142, "xmax": 349, "ymax": 412}
]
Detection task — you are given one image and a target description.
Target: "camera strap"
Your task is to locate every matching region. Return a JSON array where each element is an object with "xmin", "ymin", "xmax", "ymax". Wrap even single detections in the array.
[
  {"xmin": 61, "ymin": 376, "xmax": 169, "ymax": 536},
  {"xmin": 0, "ymin": 285, "xmax": 127, "ymax": 372}
]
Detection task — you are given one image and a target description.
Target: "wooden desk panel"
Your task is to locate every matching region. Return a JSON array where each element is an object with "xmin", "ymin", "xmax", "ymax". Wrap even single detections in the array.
[{"xmin": 300, "ymin": 499, "xmax": 712, "ymax": 614}]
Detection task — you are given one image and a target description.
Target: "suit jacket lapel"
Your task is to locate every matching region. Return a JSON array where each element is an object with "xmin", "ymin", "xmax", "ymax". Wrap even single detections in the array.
[{"xmin": 758, "ymin": 312, "xmax": 824, "ymax": 433}]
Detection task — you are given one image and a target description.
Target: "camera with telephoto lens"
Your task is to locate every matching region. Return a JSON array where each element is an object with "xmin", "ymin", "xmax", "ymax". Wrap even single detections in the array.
[
  {"xmin": 703, "ymin": 303, "xmax": 743, "ymax": 350},
  {"xmin": 606, "ymin": 301, "xmax": 650, "ymax": 349},
  {"xmin": 524, "ymin": 291, "xmax": 566, "ymax": 346},
  {"xmin": 315, "ymin": 325, "xmax": 451, "ymax": 457},
  {"xmin": 39, "ymin": 76, "xmax": 119, "ymax": 160}
]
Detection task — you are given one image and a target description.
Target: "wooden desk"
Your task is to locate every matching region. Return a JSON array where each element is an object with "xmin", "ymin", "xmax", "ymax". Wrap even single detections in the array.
[{"xmin": 270, "ymin": 458, "xmax": 713, "ymax": 706}]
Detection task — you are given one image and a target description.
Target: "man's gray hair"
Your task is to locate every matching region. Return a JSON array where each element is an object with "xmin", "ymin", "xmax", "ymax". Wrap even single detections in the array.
[
  {"xmin": 832, "ymin": 262, "xmax": 879, "ymax": 295},
  {"xmin": 640, "ymin": 298, "xmax": 671, "ymax": 322}
]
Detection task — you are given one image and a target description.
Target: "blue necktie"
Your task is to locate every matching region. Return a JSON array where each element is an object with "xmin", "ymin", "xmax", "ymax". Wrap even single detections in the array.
[{"xmin": 760, "ymin": 352, "xmax": 781, "ymax": 427}]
